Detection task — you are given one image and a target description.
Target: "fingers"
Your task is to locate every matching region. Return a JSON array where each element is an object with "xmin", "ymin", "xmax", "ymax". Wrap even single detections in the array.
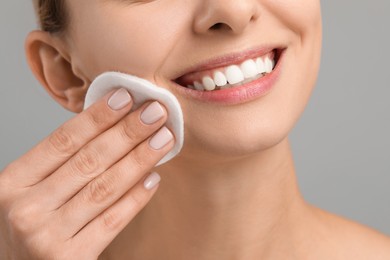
[
  {"xmin": 70, "ymin": 172, "xmax": 161, "ymax": 258},
  {"xmin": 35, "ymin": 101, "xmax": 168, "ymax": 209},
  {"xmin": 0, "ymin": 85, "xmax": 175, "ymax": 259},
  {"xmin": 8, "ymin": 89, "xmax": 133, "ymax": 187},
  {"xmin": 56, "ymin": 126, "xmax": 174, "ymax": 238}
]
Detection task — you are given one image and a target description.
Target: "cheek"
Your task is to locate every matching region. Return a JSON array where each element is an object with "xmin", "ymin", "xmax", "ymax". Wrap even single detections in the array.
[
  {"xmin": 266, "ymin": 0, "xmax": 322, "ymax": 34},
  {"xmin": 264, "ymin": 0, "xmax": 322, "ymax": 123},
  {"xmin": 70, "ymin": 2, "xmax": 189, "ymax": 80}
]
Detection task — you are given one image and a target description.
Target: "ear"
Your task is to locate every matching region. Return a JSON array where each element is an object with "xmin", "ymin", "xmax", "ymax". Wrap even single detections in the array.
[{"xmin": 25, "ymin": 30, "xmax": 89, "ymax": 113}]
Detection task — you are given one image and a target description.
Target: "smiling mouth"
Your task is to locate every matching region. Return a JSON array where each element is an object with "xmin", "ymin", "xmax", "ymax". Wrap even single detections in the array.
[{"xmin": 174, "ymin": 48, "xmax": 283, "ymax": 91}]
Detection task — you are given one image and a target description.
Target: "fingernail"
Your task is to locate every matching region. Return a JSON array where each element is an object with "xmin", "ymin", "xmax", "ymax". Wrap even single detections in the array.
[
  {"xmin": 149, "ymin": 127, "xmax": 174, "ymax": 150},
  {"xmin": 144, "ymin": 172, "xmax": 161, "ymax": 190},
  {"xmin": 108, "ymin": 88, "xmax": 132, "ymax": 110},
  {"xmin": 140, "ymin": 101, "xmax": 165, "ymax": 125}
]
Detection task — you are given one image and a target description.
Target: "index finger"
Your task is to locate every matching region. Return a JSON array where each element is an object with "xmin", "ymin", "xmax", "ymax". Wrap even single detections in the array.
[{"xmin": 8, "ymin": 88, "xmax": 133, "ymax": 187}]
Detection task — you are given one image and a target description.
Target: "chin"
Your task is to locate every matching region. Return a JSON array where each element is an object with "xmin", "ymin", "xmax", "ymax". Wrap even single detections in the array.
[{"xmin": 178, "ymin": 119, "xmax": 292, "ymax": 164}]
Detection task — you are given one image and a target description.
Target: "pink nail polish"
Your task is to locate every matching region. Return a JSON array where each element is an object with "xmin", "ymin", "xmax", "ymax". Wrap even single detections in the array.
[
  {"xmin": 144, "ymin": 172, "xmax": 161, "ymax": 190},
  {"xmin": 108, "ymin": 88, "xmax": 132, "ymax": 110},
  {"xmin": 140, "ymin": 102, "xmax": 165, "ymax": 125},
  {"xmin": 149, "ymin": 127, "xmax": 174, "ymax": 150}
]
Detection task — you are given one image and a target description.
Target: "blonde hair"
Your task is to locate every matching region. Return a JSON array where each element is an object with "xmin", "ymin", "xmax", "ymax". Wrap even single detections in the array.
[{"xmin": 32, "ymin": 0, "xmax": 67, "ymax": 33}]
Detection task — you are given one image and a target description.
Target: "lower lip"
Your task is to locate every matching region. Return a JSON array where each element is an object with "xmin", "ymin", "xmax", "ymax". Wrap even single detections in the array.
[{"xmin": 171, "ymin": 49, "xmax": 286, "ymax": 105}]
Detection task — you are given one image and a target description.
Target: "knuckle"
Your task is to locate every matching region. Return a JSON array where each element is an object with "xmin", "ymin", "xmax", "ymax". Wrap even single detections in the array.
[
  {"xmin": 131, "ymin": 150, "xmax": 146, "ymax": 171},
  {"xmin": 85, "ymin": 175, "xmax": 115, "ymax": 204},
  {"xmin": 7, "ymin": 205, "xmax": 35, "ymax": 235},
  {"xmin": 71, "ymin": 147, "xmax": 99, "ymax": 176},
  {"xmin": 49, "ymin": 127, "xmax": 75, "ymax": 155},
  {"xmin": 86, "ymin": 109, "xmax": 108, "ymax": 128},
  {"xmin": 130, "ymin": 146, "xmax": 154, "ymax": 172},
  {"xmin": 101, "ymin": 210, "xmax": 123, "ymax": 232},
  {"xmin": 118, "ymin": 120, "xmax": 138, "ymax": 144},
  {"xmin": 128, "ymin": 189, "xmax": 148, "ymax": 211}
]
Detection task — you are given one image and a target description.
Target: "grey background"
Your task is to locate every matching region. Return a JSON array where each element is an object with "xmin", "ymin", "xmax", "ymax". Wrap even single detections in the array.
[{"xmin": 0, "ymin": 1, "xmax": 389, "ymax": 235}]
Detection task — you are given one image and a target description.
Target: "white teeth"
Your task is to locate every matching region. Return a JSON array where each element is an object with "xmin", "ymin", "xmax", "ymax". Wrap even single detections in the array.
[
  {"xmin": 240, "ymin": 59, "xmax": 258, "ymax": 79},
  {"xmin": 202, "ymin": 76, "xmax": 216, "ymax": 91},
  {"xmin": 194, "ymin": 81, "xmax": 204, "ymax": 91},
  {"xmin": 256, "ymin": 58, "xmax": 266, "ymax": 74},
  {"xmin": 265, "ymin": 57, "xmax": 273, "ymax": 73},
  {"xmin": 187, "ymin": 54, "xmax": 276, "ymax": 91},
  {"xmin": 213, "ymin": 71, "xmax": 228, "ymax": 87},
  {"xmin": 225, "ymin": 65, "xmax": 244, "ymax": 85}
]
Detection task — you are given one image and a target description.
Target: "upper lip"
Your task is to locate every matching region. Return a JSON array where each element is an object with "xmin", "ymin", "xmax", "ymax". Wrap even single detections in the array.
[{"xmin": 172, "ymin": 45, "xmax": 285, "ymax": 81}]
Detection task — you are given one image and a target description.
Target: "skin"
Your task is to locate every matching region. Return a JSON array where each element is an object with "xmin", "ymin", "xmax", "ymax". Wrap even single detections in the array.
[{"xmin": 1, "ymin": 0, "xmax": 390, "ymax": 259}]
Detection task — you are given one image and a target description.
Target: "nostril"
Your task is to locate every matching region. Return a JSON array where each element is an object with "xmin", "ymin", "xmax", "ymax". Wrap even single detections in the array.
[
  {"xmin": 210, "ymin": 23, "xmax": 230, "ymax": 30},
  {"xmin": 210, "ymin": 23, "xmax": 223, "ymax": 30}
]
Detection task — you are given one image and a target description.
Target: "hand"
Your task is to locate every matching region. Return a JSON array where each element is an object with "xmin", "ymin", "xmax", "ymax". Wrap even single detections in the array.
[{"xmin": 0, "ymin": 88, "xmax": 174, "ymax": 259}]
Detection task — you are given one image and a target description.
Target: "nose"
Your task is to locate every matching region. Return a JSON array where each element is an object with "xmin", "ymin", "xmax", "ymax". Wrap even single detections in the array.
[{"xmin": 193, "ymin": 0, "xmax": 260, "ymax": 35}]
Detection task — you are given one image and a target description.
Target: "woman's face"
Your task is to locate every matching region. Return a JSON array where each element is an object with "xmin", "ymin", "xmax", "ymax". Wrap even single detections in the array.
[{"xmin": 66, "ymin": 0, "xmax": 322, "ymax": 163}]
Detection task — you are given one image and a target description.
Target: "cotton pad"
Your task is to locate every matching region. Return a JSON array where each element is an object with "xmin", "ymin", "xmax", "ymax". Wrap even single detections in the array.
[{"xmin": 84, "ymin": 72, "xmax": 184, "ymax": 166}]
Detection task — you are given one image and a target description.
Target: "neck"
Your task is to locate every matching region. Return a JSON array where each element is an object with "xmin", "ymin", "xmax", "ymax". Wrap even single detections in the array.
[{"xmin": 104, "ymin": 138, "xmax": 316, "ymax": 260}]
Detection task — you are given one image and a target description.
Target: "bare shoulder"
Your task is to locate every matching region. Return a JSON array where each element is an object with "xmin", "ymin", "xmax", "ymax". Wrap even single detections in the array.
[{"xmin": 312, "ymin": 206, "xmax": 390, "ymax": 260}]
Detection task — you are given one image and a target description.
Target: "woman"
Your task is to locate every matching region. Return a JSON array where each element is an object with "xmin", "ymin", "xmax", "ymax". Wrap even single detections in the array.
[{"xmin": 1, "ymin": 0, "xmax": 390, "ymax": 259}]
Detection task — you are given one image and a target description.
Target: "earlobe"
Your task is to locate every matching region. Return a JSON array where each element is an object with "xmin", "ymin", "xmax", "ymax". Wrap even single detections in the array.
[{"xmin": 25, "ymin": 30, "xmax": 88, "ymax": 113}]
